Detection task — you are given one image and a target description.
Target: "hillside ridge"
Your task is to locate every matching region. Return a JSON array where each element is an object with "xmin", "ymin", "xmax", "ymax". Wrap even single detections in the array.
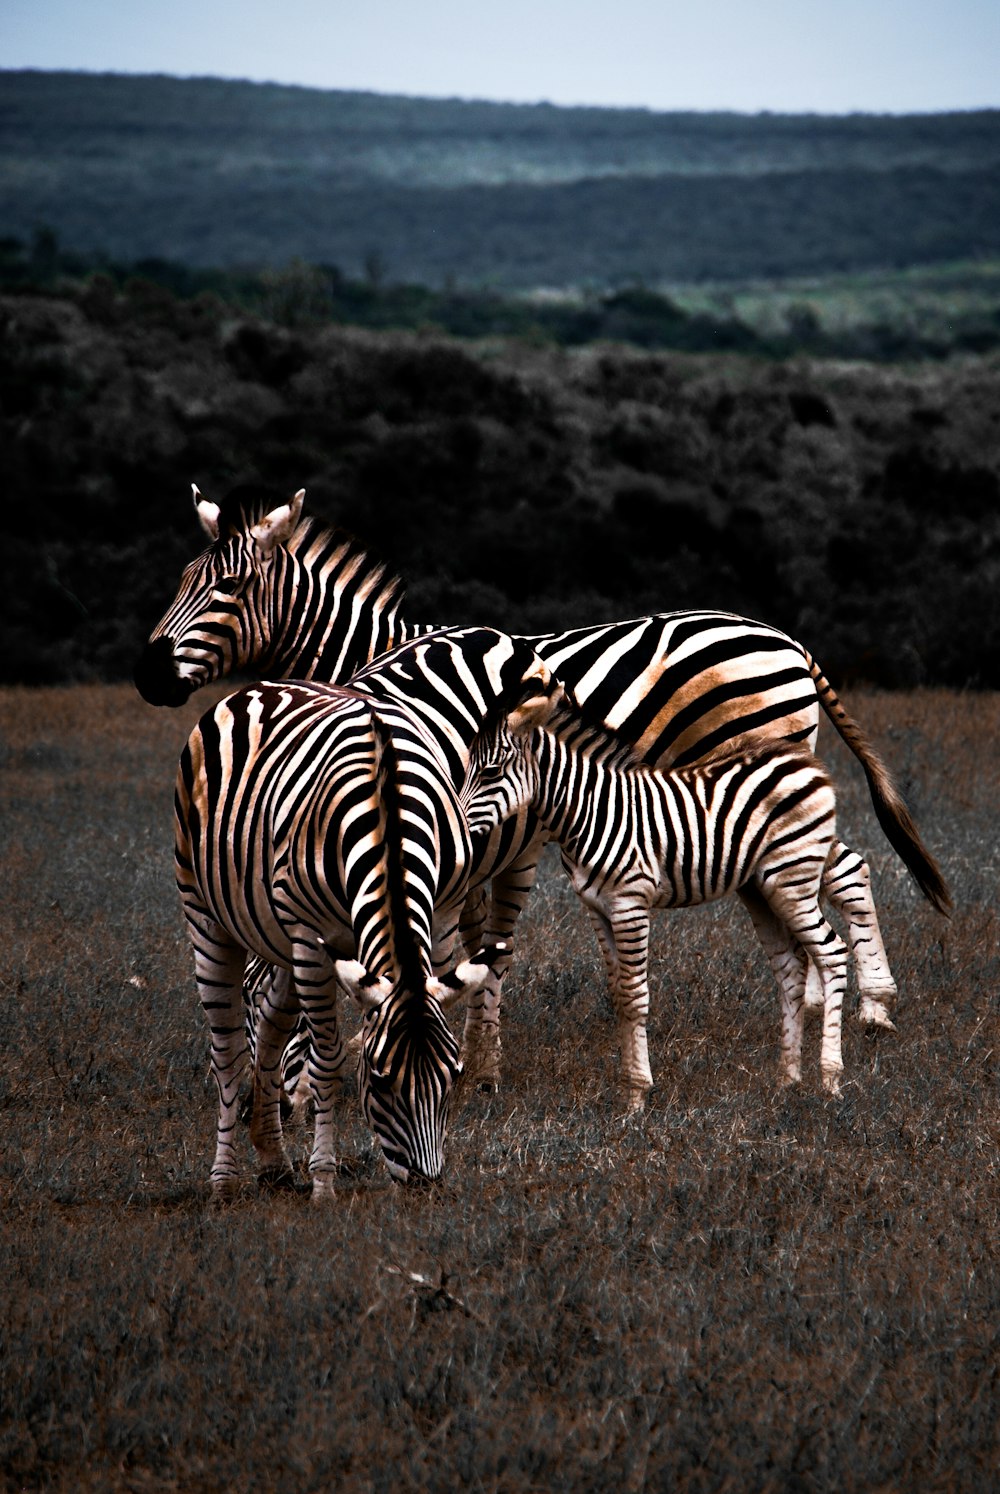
[{"xmin": 2, "ymin": 70, "xmax": 999, "ymax": 286}]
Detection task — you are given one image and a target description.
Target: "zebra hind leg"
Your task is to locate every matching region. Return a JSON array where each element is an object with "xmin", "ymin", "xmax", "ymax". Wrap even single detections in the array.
[
  {"xmin": 757, "ymin": 880, "xmax": 850, "ymax": 1097},
  {"xmin": 189, "ymin": 921, "xmax": 251, "ymax": 1201},
  {"xmin": 738, "ymin": 885, "xmax": 810, "ymax": 1091},
  {"xmin": 821, "ymin": 841, "xmax": 897, "ymax": 1031}
]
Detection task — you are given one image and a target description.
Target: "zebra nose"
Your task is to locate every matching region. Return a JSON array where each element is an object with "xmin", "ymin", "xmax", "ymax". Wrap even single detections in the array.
[
  {"xmin": 403, "ymin": 1170, "xmax": 438, "ymax": 1190},
  {"xmin": 133, "ymin": 638, "xmax": 193, "ymax": 707}
]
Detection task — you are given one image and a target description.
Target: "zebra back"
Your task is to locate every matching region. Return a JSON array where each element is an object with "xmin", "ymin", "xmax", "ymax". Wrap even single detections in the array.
[
  {"xmin": 137, "ymin": 489, "xmax": 821, "ymax": 764},
  {"xmin": 464, "ymin": 686, "xmax": 838, "ymax": 908}
]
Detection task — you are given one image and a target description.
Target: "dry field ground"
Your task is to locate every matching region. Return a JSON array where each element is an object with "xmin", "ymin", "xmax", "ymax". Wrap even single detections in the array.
[{"xmin": 1, "ymin": 683, "xmax": 998, "ymax": 1492}]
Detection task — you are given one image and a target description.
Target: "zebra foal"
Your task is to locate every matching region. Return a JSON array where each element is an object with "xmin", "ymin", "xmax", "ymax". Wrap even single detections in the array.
[
  {"xmin": 463, "ymin": 676, "xmax": 863, "ymax": 1103},
  {"xmin": 175, "ymin": 680, "xmax": 504, "ymax": 1196}
]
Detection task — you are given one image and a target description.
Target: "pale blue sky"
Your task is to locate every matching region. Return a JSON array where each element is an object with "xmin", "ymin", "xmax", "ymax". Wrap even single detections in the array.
[{"xmin": 2, "ymin": 0, "xmax": 997, "ymax": 114}]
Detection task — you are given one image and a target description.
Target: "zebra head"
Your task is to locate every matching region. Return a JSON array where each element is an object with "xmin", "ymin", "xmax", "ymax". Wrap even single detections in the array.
[
  {"xmin": 134, "ymin": 485, "xmax": 305, "ymax": 706},
  {"xmin": 462, "ymin": 677, "xmax": 568, "ymax": 838},
  {"xmin": 336, "ymin": 947, "xmax": 506, "ymax": 1183}
]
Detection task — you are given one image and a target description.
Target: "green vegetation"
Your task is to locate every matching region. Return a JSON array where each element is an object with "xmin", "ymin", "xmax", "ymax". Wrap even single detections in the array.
[
  {"xmin": 1, "ymin": 683, "xmax": 997, "ymax": 1489},
  {"xmin": 5, "ymin": 231, "xmax": 1000, "ymax": 358},
  {"xmin": 2, "ymin": 70, "xmax": 999, "ymax": 287},
  {"xmin": 2, "ymin": 283, "xmax": 999, "ymax": 690}
]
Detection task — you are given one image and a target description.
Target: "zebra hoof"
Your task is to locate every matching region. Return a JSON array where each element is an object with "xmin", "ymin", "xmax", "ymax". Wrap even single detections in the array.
[
  {"xmin": 857, "ymin": 1005, "xmax": 897, "ymax": 1032},
  {"xmin": 209, "ymin": 1177, "xmax": 241, "ymax": 1205},
  {"xmin": 257, "ymin": 1165, "xmax": 309, "ymax": 1194},
  {"xmin": 310, "ymin": 1170, "xmax": 338, "ymax": 1200}
]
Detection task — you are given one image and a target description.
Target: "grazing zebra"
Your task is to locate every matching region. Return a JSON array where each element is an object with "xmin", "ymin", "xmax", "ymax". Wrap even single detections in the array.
[
  {"xmin": 462, "ymin": 675, "xmax": 866, "ymax": 1102},
  {"xmin": 137, "ymin": 485, "xmax": 950, "ymax": 1083},
  {"xmin": 174, "ymin": 678, "xmax": 510, "ymax": 1195}
]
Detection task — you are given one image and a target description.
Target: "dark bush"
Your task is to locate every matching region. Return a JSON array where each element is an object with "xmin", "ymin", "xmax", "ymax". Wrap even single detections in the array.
[{"xmin": 2, "ymin": 287, "xmax": 999, "ymax": 687}]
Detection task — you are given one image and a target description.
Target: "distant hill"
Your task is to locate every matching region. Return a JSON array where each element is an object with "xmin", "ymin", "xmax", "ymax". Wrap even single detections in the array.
[{"xmin": 2, "ymin": 69, "xmax": 999, "ymax": 288}]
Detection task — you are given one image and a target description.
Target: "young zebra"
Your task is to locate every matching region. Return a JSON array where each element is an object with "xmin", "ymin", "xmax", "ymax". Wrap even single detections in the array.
[
  {"xmin": 174, "ymin": 679, "xmax": 509, "ymax": 1196},
  {"xmin": 138, "ymin": 485, "xmax": 950, "ymax": 1087},
  {"xmin": 463, "ymin": 675, "xmax": 882, "ymax": 1104}
]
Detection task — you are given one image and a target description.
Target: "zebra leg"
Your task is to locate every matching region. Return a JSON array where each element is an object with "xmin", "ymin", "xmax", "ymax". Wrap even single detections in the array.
[
  {"xmin": 584, "ymin": 896, "xmax": 653, "ymax": 1111},
  {"xmin": 460, "ymin": 848, "xmax": 542, "ymax": 1091},
  {"xmin": 756, "ymin": 883, "xmax": 850, "ymax": 1097},
  {"xmin": 188, "ymin": 915, "xmax": 250, "ymax": 1200},
  {"xmin": 244, "ymin": 961, "xmax": 314, "ymax": 1126},
  {"xmin": 738, "ymin": 885, "xmax": 810, "ymax": 1090},
  {"xmin": 821, "ymin": 841, "xmax": 897, "ymax": 1030},
  {"xmin": 249, "ymin": 965, "xmax": 304, "ymax": 1190},
  {"xmin": 457, "ymin": 883, "xmax": 488, "ymax": 961},
  {"xmin": 295, "ymin": 949, "xmax": 352, "ymax": 1199}
]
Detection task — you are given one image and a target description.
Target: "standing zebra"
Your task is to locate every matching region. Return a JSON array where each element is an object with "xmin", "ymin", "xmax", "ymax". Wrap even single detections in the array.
[
  {"xmin": 174, "ymin": 678, "xmax": 511, "ymax": 1195},
  {"xmin": 463, "ymin": 674, "xmax": 857, "ymax": 1102},
  {"xmin": 137, "ymin": 485, "xmax": 950, "ymax": 1084}
]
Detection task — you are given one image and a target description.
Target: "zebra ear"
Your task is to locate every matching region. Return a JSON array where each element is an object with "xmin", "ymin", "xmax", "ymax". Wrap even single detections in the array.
[
  {"xmin": 335, "ymin": 958, "xmax": 392, "ymax": 1011},
  {"xmin": 250, "ymin": 488, "xmax": 306, "ymax": 558},
  {"xmin": 427, "ymin": 942, "xmax": 509, "ymax": 1012},
  {"xmin": 508, "ymin": 680, "xmax": 566, "ymax": 735},
  {"xmin": 192, "ymin": 484, "xmax": 220, "ymax": 541}
]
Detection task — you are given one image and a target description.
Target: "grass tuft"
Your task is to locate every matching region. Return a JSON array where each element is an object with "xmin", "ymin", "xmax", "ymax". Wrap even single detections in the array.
[{"xmin": 1, "ymin": 683, "xmax": 997, "ymax": 1489}]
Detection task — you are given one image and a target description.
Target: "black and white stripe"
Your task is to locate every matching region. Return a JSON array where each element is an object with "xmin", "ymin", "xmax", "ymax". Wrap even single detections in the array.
[
  {"xmin": 135, "ymin": 486, "xmax": 425, "ymax": 709},
  {"xmin": 463, "ymin": 679, "xmax": 859, "ymax": 1100},
  {"xmin": 141, "ymin": 486, "xmax": 949, "ymax": 1089},
  {"xmin": 174, "ymin": 679, "xmax": 506, "ymax": 1195}
]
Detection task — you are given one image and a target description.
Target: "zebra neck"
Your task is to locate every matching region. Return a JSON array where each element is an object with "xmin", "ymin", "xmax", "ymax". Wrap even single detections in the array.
[
  {"xmin": 261, "ymin": 566, "xmax": 409, "ymax": 683},
  {"xmin": 533, "ymin": 729, "xmax": 623, "ymax": 858}
]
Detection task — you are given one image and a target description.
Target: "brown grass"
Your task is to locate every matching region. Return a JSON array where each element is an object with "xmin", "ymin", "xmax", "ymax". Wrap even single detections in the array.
[{"xmin": 1, "ymin": 684, "xmax": 998, "ymax": 1492}]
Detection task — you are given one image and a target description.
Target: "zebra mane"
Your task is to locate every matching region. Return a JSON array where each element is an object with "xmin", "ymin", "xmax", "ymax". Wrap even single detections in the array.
[
  {"xmin": 369, "ymin": 710, "xmax": 430, "ymax": 1001},
  {"xmin": 212, "ymin": 485, "xmax": 408, "ymax": 614},
  {"xmin": 543, "ymin": 690, "xmax": 648, "ymax": 775},
  {"xmin": 474, "ymin": 681, "xmax": 644, "ymax": 775},
  {"xmin": 212, "ymin": 484, "xmax": 280, "ymax": 536}
]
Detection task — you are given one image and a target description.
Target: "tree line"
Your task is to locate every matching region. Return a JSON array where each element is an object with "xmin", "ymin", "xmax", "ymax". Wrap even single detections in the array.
[
  {"xmin": 4, "ymin": 235, "xmax": 998, "ymax": 363},
  {"xmin": 2, "ymin": 71, "xmax": 998, "ymax": 288},
  {"xmin": 2, "ymin": 279, "xmax": 998, "ymax": 690}
]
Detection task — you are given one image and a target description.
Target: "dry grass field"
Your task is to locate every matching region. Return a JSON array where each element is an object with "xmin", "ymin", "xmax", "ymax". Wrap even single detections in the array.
[{"xmin": 1, "ymin": 683, "xmax": 998, "ymax": 1492}]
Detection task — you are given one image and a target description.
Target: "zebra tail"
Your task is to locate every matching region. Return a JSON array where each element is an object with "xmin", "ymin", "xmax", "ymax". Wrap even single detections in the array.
[
  {"xmin": 807, "ymin": 654, "xmax": 952, "ymax": 915},
  {"xmin": 369, "ymin": 712, "xmax": 431, "ymax": 992}
]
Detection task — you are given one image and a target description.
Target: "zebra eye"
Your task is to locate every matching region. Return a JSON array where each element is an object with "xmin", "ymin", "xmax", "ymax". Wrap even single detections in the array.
[{"xmin": 213, "ymin": 575, "xmax": 244, "ymax": 597}]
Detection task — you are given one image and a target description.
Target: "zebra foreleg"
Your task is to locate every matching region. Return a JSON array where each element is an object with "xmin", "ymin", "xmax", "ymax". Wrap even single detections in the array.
[
  {"xmin": 583, "ymin": 896, "xmax": 653, "ymax": 1111},
  {"xmin": 296, "ymin": 951, "xmax": 352, "ymax": 1199},
  {"xmin": 243, "ymin": 961, "xmax": 314, "ymax": 1125},
  {"xmin": 459, "ymin": 848, "xmax": 541, "ymax": 1090},
  {"xmin": 189, "ymin": 918, "xmax": 250, "ymax": 1201},
  {"xmin": 820, "ymin": 842, "xmax": 897, "ymax": 1030}
]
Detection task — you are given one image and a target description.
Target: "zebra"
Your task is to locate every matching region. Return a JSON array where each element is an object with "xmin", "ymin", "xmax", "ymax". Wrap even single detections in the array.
[
  {"xmin": 462, "ymin": 673, "xmax": 868, "ymax": 1102},
  {"xmin": 137, "ymin": 484, "xmax": 950, "ymax": 1083},
  {"xmin": 174, "ymin": 677, "xmax": 513, "ymax": 1196}
]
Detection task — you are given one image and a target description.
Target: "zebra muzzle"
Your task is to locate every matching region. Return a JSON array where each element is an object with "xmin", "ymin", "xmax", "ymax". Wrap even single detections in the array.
[{"xmin": 133, "ymin": 637, "xmax": 195, "ymax": 707}]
